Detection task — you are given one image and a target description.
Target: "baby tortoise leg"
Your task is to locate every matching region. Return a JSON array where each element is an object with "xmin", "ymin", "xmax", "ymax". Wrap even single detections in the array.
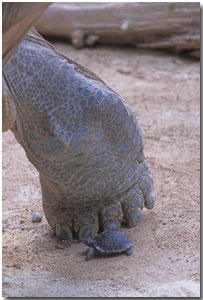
[
  {"xmin": 40, "ymin": 173, "xmax": 73, "ymax": 241},
  {"xmin": 74, "ymin": 210, "xmax": 99, "ymax": 241},
  {"xmin": 126, "ymin": 247, "xmax": 133, "ymax": 256},
  {"xmin": 99, "ymin": 201, "xmax": 123, "ymax": 231},
  {"xmin": 86, "ymin": 247, "xmax": 95, "ymax": 260}
]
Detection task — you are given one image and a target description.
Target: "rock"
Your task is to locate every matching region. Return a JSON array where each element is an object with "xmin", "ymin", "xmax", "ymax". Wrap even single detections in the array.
[{"xmin": 32, "ymin": 212, "xmax": 42, "ymax": 223}]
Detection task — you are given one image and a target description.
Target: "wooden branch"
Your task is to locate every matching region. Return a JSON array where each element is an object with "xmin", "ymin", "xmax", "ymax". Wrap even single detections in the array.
[{"xmin": 35, "ymin": 3, "xmax": 200, "ymax": 57}]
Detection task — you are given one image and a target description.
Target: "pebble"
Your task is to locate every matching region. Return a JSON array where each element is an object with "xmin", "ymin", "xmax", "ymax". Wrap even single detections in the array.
[
  {"xmin": 32, "ymin": 212, "xmax": 42, "ymax": 223},
  {"xmin": 116, "ymin": 68, "xmax": 132, "ymax": 75}
]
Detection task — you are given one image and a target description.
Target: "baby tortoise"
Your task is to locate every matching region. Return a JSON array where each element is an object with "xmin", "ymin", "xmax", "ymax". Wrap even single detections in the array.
[{"xmin": 84, "ymin": 230, "xmax": 133, "ymax": 260}]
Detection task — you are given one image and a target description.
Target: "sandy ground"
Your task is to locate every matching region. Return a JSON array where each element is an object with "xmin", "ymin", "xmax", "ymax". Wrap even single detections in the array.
[{"xmin": 2, "ymin": 42, "xmax": 200, "ymax": 297}]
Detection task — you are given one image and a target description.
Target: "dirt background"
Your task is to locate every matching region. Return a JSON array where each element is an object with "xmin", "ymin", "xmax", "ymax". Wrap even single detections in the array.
[{"xmin": 2, "ymin": 41, "xmax": 200, "ymax": 297}]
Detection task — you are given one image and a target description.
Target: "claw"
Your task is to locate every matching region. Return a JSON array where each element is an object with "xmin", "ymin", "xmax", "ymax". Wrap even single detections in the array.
[{"xmin": 145, "ymin": 192, "xmax": 155, "ymax": 209}]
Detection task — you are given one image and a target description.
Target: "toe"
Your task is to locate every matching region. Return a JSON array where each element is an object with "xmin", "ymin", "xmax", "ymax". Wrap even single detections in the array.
[
  {"xmin": 145, "ymin": 192, "xmax": 155, "ymax": 209},
  {"xmin": 56, "ymin": 224, "xmax": 72, "ymax": 241},
  {"xmin": 99, "ymin": 201, "xmax": 123, "ymax": 231},
  {"xmin": 122, "ymin": 185, "xmax": 144, "ymax": 228},
  {"xmin": 128, "ymin": 207, "xmax": 142, "ymax": 227},
  {"xmin": 122, "ymin": 204, "xmax": 143, "ymax": 228},
  {"xmin": 74, "ymin": 211, "xmax": 99, "ymax": 241}
]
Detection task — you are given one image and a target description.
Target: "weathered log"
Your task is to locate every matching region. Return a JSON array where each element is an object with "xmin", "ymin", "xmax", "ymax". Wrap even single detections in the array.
[{"xmin": 35, "ymin": 3, "xmax": 200, "ymax": 57}]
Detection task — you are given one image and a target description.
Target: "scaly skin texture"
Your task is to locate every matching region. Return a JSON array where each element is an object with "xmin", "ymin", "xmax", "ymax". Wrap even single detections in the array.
[{"xmin": 3, "ymin": 28, "xmax": 155, "ymax": 241}]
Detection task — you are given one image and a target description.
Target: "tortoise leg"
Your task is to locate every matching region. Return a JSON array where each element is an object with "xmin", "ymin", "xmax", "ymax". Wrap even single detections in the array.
[
  {"xmin": 126, "ymin": 247, "xmax": 133, "ymax": 256},
  {"xmin": 86, "ymin": 247, "xmax": 95, "ymax": 260},
  {"xmin": 74, "ymin": 210, "xmax": 99, "ymax": 241},
  {"xmin": 99, "ymin": 201, "xmax": 123, "ymax": 231}
]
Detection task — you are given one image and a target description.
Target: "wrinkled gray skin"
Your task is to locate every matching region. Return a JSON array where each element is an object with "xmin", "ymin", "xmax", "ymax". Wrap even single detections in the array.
[{"xmin": 3, "ymin": 22, "xmax": 155, "ymax": 242}]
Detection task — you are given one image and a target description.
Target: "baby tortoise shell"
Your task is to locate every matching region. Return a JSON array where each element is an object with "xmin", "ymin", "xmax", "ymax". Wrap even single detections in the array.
[{"xmin": 84, "ymin": 230, "xmax": 134, "ymax": 260}]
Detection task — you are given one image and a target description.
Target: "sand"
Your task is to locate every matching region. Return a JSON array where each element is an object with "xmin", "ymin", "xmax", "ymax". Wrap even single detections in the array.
[{"xmin": 2, "ymin": 42, "xmax": 200, "ymax": 297}]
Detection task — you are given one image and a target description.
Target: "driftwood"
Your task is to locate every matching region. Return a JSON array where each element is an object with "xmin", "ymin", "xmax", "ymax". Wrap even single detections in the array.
[{"xmin": 36, "ymin": 2, "xmax": 200, "ymax": 58}]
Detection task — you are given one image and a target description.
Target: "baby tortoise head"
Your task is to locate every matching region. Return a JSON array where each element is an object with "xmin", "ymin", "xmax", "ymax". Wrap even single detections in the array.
[{"xmin": 83, "ymin": 237, "xmax": 96, "ymax": 247}]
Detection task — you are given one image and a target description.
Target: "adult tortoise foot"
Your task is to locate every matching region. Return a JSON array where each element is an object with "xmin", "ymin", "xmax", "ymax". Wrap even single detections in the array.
[
  {"xmin": 3, "ymin": 28, "xmax": 155, "ymax": 243},
  {"xmin": 41, "ymin": 161, "xmax": 155, "ymax": 242}
]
